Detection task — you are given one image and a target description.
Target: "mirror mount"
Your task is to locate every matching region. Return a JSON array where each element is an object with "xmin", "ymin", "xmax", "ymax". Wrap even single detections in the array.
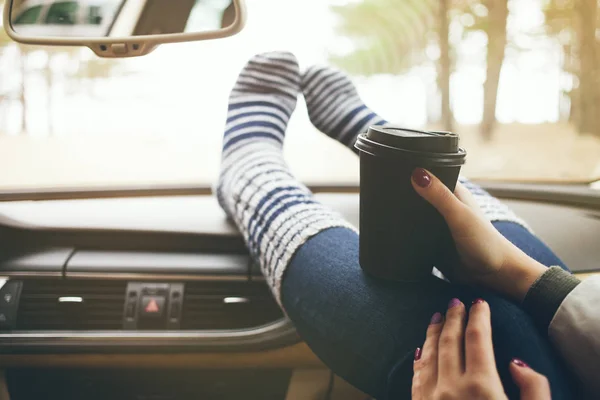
[{"xmin": 3, "ymin": 0, "xmax": 247, "ymax": 58}]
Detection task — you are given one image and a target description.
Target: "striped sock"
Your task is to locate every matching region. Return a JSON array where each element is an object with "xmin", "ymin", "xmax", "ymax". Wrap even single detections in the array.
[
  {"xmin": 458, "ymin": 177, "xmax": 528, "ymax": 229},
  {"xmin": 301, "ymin": 65, "xmax": 528, "ymax": 228},
  {"xmin": 301, "ymin": 65, "xmax": 386, "ymax": 152},
  {"xmin": 216, "ymin": 52, "xmax": 355, "ymax": 305}
]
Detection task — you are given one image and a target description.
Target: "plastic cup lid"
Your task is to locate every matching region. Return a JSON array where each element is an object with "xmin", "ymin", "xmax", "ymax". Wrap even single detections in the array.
[{"xmin": 365, "ymin": 126, "xmax": 460, "ymax": 153}]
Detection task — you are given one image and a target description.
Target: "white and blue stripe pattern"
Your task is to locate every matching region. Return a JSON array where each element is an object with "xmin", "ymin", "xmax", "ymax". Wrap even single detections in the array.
[
  {"xmin": 216, "ymin": 52, "xmax": 355, "ymax": 305},
  {"xmin": 302, "ymin": 65, "xmax": 386, "ymax": 152},
  {"xmin": 458, "ymin": 177, "xmax": 529, "ymax": 229},
  {"xmin": 301, "ymin": 64, "xmax": 529, "ymax": 229}
]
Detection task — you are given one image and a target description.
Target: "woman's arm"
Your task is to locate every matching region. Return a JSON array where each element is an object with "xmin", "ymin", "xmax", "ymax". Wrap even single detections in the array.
[
  {"xmin": 411, "ymin": 168, "xmax": 600, "ymax": 397},
  {"xmin": 545, "ymin": 275, "xmax": 600, "ymax": 397},
  {"xmin": 522, "ymin": 267, "xmax": 600, "ymax": 397}
]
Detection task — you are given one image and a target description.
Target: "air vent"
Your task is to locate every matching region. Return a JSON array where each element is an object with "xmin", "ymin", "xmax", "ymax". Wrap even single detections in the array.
[
  {"xmin": 15, "ymin": 280, "xmax": 284, "ymax": 331},
  {"xmin": 182, "ymin": 282, "xmax": 283, "ymax": 330},
  {"xmin": 16, "ymin": 280, "xmax": 127, "ymax": 331}
]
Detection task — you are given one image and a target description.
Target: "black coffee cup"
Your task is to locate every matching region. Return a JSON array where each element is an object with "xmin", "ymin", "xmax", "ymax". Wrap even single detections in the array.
[{"xmin": 354, "ymin": 126, "xmax": 467, "ymax": 282}]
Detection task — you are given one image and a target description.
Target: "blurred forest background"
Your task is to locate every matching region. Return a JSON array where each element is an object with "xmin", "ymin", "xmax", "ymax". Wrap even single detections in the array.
[
  {"xmin": 330, "ymin": 0, "xmax": 600, "ymax": 140},
  {"xmin": 0, "ymin": 0, "xmax": 122, "ymax": 136}
]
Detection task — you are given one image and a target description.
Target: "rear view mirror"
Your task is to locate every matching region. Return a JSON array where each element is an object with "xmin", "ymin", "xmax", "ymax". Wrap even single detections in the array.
[{"xmin": 3, "ymin": 0, "xmax": 246, "ymax": 57}]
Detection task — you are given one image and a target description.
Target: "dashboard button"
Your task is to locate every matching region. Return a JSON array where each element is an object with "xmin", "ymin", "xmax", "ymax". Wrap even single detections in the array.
[
  {"xmin": 0, "ymin": 312, "xmax": 10, "ymax": 329},
  {"xmin": 125, "ymin": 301, "xmax": 137, "ymax": 319},
  {"xmin": 140, "ymin": 295, "xmax": 165, "ymax": 318}
]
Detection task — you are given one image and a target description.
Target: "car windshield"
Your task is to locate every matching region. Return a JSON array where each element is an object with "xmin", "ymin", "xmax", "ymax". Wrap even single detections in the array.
[{"xmin": 1, "ymin": 0, "xmax": 599, "ymax": 192}]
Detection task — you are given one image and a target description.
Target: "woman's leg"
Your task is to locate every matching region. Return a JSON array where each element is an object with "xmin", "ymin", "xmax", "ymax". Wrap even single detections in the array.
[
  {"xmin": 283, "ymin": 226, "xmax": 575, "ymax": 399},
  {"xmin": 217, "ymin": 54, "xmax": 575, "ymax": 399}
]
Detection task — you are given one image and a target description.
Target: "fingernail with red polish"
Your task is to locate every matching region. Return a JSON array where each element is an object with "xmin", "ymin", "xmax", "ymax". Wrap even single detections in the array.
[
  {"xmin": 472, "ymin": 298, "xmax": 485, "ymax": 305},
  {"xmin": 414, "ymin": 347, "xmax": 422, "ymax": 361},
  {"xmin": 448, "ymin": 298, "xmax": 461, "ymax": 309},
  {"xmin": 512, "ymin": 358, "xmax": 529, "ymax": 368},
  {"xmin": 412, "ymin": 168, "xmax": 431, "ymax": 188},
  {"xmin": 430, "ymin": 312, "xmax": 443, "ymax": 325}
]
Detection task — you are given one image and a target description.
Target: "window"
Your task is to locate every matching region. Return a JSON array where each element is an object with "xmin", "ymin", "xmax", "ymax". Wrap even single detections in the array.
[
  {"xmin": 45, "ymin": 2, "xmax": 79, "ymax": 25},
  {"xmin": 13, "ymin": 5, "xmax": 43, "ymax": 24},
  {"xmin": 86, "ymin": 6, "xmax": 103, "ymax": 25},
  {"xmin": 185, "ymin": 0, "xmax": 232, "ymax": 32},
  {"xmin": 0, "ymin": 0, "xmax": 599, "ymax": 191}
]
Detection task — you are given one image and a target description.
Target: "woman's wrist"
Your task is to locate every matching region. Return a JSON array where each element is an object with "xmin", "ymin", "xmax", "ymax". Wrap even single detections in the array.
[
  {"xmin": 488, "ymin": 247, "xmax": 548, "ymax": 302},
  {"xmin": 505, "ymin": 255, "xmax": 548, "ymax": 301}
]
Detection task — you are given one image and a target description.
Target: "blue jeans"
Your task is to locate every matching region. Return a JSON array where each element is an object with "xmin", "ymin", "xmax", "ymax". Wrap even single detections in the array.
[{"xmin": 281, "ymin": 221, "xmax": 576, "ymax": 399}]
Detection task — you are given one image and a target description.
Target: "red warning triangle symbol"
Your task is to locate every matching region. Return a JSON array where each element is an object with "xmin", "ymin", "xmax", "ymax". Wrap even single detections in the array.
[{"xmin": 145, "ymin": 299, "xmax": 160, "ymax": 313}]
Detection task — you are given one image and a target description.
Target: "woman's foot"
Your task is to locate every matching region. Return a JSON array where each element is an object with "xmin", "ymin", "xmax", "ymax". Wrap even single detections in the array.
[
  {"xmin": 216, "ymin": 52, "xmax": 353, "ymax": 304},
  {"xmin": 301, "ymin": 65, "xmax": 387, "ymax": 150}
]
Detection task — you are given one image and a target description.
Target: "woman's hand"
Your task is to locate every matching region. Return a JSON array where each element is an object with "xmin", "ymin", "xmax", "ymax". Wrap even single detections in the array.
[
  {"xmin": 412, "ymin": 298, "xmax": 551, "ymax": 400},
  {"xmin": 411, "ymin": 168, "xmax": 547, "ymax": 302}
]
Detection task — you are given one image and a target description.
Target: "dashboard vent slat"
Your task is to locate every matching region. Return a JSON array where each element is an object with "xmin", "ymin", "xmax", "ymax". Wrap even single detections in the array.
[
  {"xmin": 181, "ymin": 282, "xmax": 283, "ymax": 330},
  {"xmin": 16, "ymin": 280, "xmax": 127, "ymax": 331}
]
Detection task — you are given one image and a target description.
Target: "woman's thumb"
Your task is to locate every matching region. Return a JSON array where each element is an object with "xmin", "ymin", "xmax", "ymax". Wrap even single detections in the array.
[
  {"xmin": 411, "ymin": 168, "xmax": 465, "ymax": 220},
  {"xmin": 509, "ymin": 359, "xmax": 551, "ymax": 400}
]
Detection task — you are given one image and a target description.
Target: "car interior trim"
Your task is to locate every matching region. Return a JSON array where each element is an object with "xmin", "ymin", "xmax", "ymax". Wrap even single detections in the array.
[
  {"xmin": 64, "ymin": 272, "xmax": 248, "ymax": 281},
  {"xmin": 66, "ymin": 250, "xmax": 251, "ymax": 276},
  {"xmin": 0, "ymin": 181, "xmax": 598, "ymax": 205},
  {"xmin": 3, "ymin": 0, "xmax": 248, "ymax": 57},
  {"xmin": 0, "ymin": 272, "xmax": 63, "ymax": 278},
  {"xmin": 483, "ymin": 182, "xmax": 600, "ymax": 210},
  {"xmin": 0, "ymin": 343, "xmax": 324, "ymax": 369},
  {"xmin": 0, "ymin": 318, "xmax": 299, "ymax": 354}
]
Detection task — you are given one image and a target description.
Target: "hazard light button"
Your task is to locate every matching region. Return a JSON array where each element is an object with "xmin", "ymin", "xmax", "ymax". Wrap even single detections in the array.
[{"xmin": 140, "ymin": 295, "xmax": 166, "ymax": 318}]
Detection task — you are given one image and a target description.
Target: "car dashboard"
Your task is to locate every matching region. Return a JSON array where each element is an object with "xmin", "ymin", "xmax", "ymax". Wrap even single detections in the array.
[{"xmin": 0, "ymin": 186, "xmax": 598, "ymax": 399}]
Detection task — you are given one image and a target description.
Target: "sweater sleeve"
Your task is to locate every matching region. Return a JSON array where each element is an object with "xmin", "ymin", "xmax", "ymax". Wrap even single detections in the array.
[
  {"xmin": 548, "ymin": 276, "xmax": 600, "ymax": 398},
  {"xmin": 521, "ymin": 266, "xmax": 581, "ymax": 331}
]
